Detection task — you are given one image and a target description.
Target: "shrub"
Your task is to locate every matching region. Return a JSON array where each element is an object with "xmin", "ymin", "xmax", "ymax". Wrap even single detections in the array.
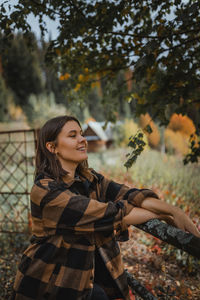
[
  {"xmin": 139, "ymin": 113, "xmax": 160, "ymax": 149},
  {"xmin": 164, "ymin": 129, "xmax": 190, "ymax": 155},
  {"xmin": 112, "ymin": 119, "xmax": 137, "ymax": 147},
  {"xmin": 112, "ymin": 119, "xmax": 149, "ymax": 148},
  {"xmin": 165, "ymin": 114, "xmax": 197, "ymax": 156},
  {"xmin": 122, "ymin": 119, "xmax": 139, "ymax": 147},
  {"xmin": 168, "ymin": 113, "xmax": 196, "ymax": 135}
]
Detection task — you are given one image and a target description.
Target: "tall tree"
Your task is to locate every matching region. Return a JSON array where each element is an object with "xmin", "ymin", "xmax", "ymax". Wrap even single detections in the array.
[
  {"xmin": 1, "ymin": 0, "xmax": 200, "ymax": 162},
  {"xmin": 1, "ymin": 0, "xmax": 200, "ymax": 117},
  {"xmin": 0, "ymin": 75, "xmax": 10, "ymax": 121},
  {"xmin": 1, "ymin": 33, "xmax": 43, "ymax": 107}
]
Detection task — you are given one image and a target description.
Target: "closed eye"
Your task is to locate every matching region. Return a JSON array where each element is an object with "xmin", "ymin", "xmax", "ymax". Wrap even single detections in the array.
[{"xmin": 68, "ymin": 131, "xmax": 84, "ymax": 138}]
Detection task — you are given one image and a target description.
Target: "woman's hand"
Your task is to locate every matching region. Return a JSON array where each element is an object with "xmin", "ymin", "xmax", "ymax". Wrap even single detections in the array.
[
  {"xmin": 171, "ymin": 207, "xmax": 200, "ymax": 238},
  {"xmin": 140, "ymin": 197, "xmax": 200, "ymax": 238}
]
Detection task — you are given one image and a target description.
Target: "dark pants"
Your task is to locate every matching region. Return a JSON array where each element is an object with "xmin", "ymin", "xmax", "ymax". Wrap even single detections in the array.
[{"xmin": 90, "ymin": 283, "xmax": 110, "ymax": 300}]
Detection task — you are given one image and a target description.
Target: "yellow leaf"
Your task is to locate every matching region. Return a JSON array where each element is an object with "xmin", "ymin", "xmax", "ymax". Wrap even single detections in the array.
[
  {"xmin": 132, "ymin": 93, "xmax": 146, "ymax": 104},
  {"xmin": 74, "ymin": 83, "xmax": 81, "ymax": 92},
  {"xmin": 138, "ymin": 97, "xmax": 146, "ymax": 104},
  {"xmin": 59, "ymin": 73, "xmax": 70, "ymax": 81},
  {"xmin": 161, "ymin": 264, "xmax": 166, "ymax": 272},
  {"xmin": 149, "ymin": 83, "xmax": 158, "ymax": 93},
  {"xmin": 132, "ymin": 93, "xmax": 139, "ymax": 100},
  {"xmin": 174, "ymin": 81, "xmax": 185, "ymax": 88},
  {"xmin": 59, "ymin": 75, "xmax": 65, "ymax": 81},
  {"xmin": 78, "ymin": 74, "xmax": 84, "ymax": 82},
  {"xmin": 64, "ymin": 73, "xmax": 70, "ymax": 80},
  {"xmin": 91, "ymin": 81, "xmax": 100, "ymax": 89}
]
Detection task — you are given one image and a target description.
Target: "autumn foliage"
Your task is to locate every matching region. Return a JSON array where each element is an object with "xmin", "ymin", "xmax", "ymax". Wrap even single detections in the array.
[
  {"xmin": 168, "ymin": 113, "xmax": 196, "ymax": 135},
  {"xmin": 165, "ymin": 114, "xmax": 197, "ymax": 155},
  {"xmin": 139, "ymin": 113, "xmax": 160, "ymax": 149}
]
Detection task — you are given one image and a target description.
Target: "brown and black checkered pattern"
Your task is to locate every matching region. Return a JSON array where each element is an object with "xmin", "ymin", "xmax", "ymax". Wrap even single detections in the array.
[{"xmin": 11, "ymin": 169, "xmax": 159, "ymax": 300}]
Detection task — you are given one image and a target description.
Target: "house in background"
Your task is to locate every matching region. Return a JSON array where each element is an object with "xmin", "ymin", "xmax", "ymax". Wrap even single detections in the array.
[{"xmin": 82, "ymin": 121, "xmax": 113, "ymax": 152}]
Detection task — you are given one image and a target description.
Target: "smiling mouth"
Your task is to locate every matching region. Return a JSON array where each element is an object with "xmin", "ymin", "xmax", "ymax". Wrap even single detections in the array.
[{"xmin": 77, "ymin": 147, "xmax": 87, "ymax": 151}]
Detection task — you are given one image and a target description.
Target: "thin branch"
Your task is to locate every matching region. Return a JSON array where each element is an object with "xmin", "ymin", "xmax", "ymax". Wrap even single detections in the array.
[
  {"xmin": 105, "ymin": 27, "xmax": 200, "ymax": 40},
  {"xmin": 29, "ymin": 0, "xmax": 61, "ymax": 17},
  {"xmin": 158, "ymin": 36, "xmax": 200, "ymax": 54},
  {"xmin": 106, "ymin": 31, "xmax": 163, "ymax": 40}
]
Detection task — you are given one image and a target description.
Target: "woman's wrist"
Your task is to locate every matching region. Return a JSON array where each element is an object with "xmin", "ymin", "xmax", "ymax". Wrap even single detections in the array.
[
  {"xmin": 141, "ymin": 197, "xmax": 179, "ymax": 216},
  {"xmin": 124, "ymin": 207, "xmax": 159, "ymax": 225},
  {"xmin": 171, "ymin": 206, "xmax": 183, "ymax": 218}
]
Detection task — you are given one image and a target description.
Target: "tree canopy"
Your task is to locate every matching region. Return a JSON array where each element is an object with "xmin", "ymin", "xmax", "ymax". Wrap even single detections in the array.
[{"xmin": 1, "ymin": 0, "xmax": 200, "ymax": 162}]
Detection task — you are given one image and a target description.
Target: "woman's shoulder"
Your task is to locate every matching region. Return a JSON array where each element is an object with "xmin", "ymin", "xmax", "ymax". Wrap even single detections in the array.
[
  {"xmin": 86, "ymin": 168, "xmax": 104, "ymax": 183},
  {"xmin": 33, "ymin": 172, "xmax": 58, "ymax": 192}
]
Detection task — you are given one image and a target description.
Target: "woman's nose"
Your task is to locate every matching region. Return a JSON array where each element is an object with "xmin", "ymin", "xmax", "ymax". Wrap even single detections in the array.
[{"xmin": 79, "ymin": 134, "xmax": 87, "ymax": 143}]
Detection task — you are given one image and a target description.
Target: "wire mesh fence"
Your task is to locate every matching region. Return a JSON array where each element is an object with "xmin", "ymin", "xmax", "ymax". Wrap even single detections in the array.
[{"xmin": 0, "ymin": 129, "xmax": 38, "ymax": 233}]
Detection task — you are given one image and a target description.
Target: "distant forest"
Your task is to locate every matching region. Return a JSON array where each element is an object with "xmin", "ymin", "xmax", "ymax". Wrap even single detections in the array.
[{"xmin": 0, "ymin": 33, "xmax": 136, "ymax": 125}]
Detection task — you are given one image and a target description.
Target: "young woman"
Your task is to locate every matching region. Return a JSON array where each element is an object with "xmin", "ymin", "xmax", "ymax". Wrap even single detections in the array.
[{"xmin": 11, "ymin": 115, "xmax": 200, "ymax": 300}]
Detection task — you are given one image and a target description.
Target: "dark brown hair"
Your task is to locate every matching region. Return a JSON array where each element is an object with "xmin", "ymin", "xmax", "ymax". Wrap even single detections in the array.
[{"xmin": 35, "ymin": 115, "xmax": 89, "ymax": 181}]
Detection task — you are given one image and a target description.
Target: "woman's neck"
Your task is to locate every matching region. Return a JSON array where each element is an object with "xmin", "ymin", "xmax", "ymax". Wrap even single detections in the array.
[{"xmin": 60, "ymin": 161, "xmax": 78, "ymax": 179}]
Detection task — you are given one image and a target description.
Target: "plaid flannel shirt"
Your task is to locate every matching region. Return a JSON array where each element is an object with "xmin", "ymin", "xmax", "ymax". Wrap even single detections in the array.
[{"xmin": 11, "ymin": 169, "xmax": 159, "ymax": 300}]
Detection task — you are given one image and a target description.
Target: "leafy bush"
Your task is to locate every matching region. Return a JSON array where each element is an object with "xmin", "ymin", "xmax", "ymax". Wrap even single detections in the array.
[
  {"xmin": 168, "ymin": 114, "xmax": 196, "ymax": 135},
  {"xmin": 165, "ymin": 114, "xmax": 197, "ymax": 155},
  {"xmin": 165, "ymin": 129, "xmax": 190, "ymax": 155},
  {"xmin": 112, "ymin": 119, "xmax": 148, "ymax": 148}
]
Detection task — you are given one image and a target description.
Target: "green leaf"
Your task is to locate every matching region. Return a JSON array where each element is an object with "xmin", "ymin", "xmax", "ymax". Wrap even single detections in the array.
[{"xmin": 144, "ymin": 124, "xmax": 153, "ymax": 134}]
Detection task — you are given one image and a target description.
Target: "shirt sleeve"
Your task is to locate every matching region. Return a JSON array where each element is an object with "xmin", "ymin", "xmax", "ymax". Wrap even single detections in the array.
[
  {"xmin": 95, "ymin": 171, "xmax": 160, "ymax": 241},
  {"xmin": 31, "ymin": 179, "xmax": 133, "ymax": 235},
  {"xmin": 96, "ymin": 172, "xmax": 159, "ymax": 207}
]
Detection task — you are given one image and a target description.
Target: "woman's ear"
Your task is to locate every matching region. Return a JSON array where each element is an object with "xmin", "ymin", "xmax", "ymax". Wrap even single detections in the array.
[{"xmin": 46, "ymin": 142, "xmax": 56, "ymax": 154}]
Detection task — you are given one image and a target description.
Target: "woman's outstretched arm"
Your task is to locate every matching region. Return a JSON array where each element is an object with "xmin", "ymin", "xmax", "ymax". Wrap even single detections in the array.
[
  {"xmin": 123, "ymin": 205, "xmax": 200, "ymax": 239},
  {"xmin": 140, "ymin": 197, "xmax": 200, "ymax": 237},
  {"xmin": 123, "ymin": 207, "xmax": 175, "ymax": 226},
  {"xmin": 123, "ymin": 207, "xmax": 160, "ymax": 225}
]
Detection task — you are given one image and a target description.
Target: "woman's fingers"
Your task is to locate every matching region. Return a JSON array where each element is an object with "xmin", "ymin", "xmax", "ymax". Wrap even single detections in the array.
[
  {"xmin": 173, "ymin": 211, "xmax": 200, "ymax": 238},
  {"xmin": 158, "ymin": 214, "xmax": 177, "ymax": 226},
  {"xmin": 184, "ymin": 219, "xmax": 200, "ymax": 238}
]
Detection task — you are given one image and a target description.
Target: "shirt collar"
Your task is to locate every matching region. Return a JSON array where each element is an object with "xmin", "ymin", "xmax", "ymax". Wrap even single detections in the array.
[
  {"xmin": 35, "ymin": 168, "xmax": 97, "ymax": 188},
  {"xmin": 61, "ymin": 169, "xmax": 97, "ymax": 187}
]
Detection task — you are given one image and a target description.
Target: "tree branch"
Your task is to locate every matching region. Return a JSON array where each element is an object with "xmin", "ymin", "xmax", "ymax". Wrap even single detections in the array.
[
  {"xmin": 126, "ymin": 270, "xmax": 158, "ymax": 300},
  {"xmin": 158, "ymin": 37, "xmax": 200, "ymax": 54},
  {"xmin": 29, "ymin": 0, "xmax": 61, "ymax": 17},
  {"xmin": 135, "ymin": 219, "xmax": 200, "ymax": 259}
]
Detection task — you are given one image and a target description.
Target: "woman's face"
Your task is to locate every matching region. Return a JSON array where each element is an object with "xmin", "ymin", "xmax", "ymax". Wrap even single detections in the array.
[{"xmin": 53, "ymin": 120, "xmax": 88, "ymax": 169}]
